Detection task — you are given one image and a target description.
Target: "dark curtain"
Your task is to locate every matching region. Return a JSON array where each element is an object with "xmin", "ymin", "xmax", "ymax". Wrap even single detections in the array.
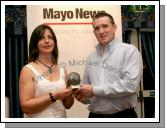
[
  {"xmin": 140, "ymin": 32, "xmax": 155, "ymax": 81},
  {"xmin": 5, "ymin": 5, "xmax": 28, "ymax": 118},
  {"xmin": 140, "ymin": 31, "xmax": 155, "ymax": 118},
  {"xmin": 5, "ymin": 31, "xmax": 28, "ymax": 118},
  {"xmin": 123, "ymin": 30, "xmax": 131, "ymax": 44}
]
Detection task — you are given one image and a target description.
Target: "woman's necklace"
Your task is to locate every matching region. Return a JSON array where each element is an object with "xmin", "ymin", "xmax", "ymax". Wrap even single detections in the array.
[{"xmin": 37, "ymin": 59, "xmax": 54, "ymax": 73}]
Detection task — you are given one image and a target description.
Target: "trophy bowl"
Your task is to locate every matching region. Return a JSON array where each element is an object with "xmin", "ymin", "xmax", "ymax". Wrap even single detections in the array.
[{"xmin": 67, "ymin": 72, "xmax": 81, "ymax": 90}]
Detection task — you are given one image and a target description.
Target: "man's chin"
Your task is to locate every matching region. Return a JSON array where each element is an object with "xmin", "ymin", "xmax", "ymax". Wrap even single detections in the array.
[{"xmin": 100, "ymin": 41, "xmax": 109, "ymax": 46}]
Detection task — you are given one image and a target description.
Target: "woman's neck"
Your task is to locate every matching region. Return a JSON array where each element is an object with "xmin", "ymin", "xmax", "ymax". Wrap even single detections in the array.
[{"xmin": 37, "ymin": 54, "xmax": 53, "ymax": 64}]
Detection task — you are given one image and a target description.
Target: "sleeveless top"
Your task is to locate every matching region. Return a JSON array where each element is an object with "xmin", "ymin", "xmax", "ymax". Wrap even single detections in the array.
[{"xmin": 24, "ymin": 64, "xmax": 67, "ymax": 118}]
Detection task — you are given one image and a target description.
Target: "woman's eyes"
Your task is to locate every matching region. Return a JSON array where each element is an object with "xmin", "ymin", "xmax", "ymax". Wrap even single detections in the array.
[
  {"xmin": 40, "ymin": 35, "xmax": 53, "ymax": 40},
  {"xmin": 48, "ymin": 35, "xmax": 53, "ymax": 39}
]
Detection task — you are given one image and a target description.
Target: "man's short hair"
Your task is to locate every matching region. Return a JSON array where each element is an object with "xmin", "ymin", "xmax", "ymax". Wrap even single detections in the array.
[{"xmin": 93, "ymin": 12, "xmax": 115, "ymax": 25}]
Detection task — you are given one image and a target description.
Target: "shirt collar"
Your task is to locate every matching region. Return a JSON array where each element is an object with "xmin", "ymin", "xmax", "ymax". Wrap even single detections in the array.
[{"xmin": 95, "ymin": 38, "xmax": 118, "ymax": 55}]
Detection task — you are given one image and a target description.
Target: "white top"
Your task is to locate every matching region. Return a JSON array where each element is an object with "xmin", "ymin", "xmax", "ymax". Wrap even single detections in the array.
[
  {"xmin": 83, "ymin": 38, "xmax": 143, "ymax": 114},
  {"xmin": 24, "ymin": 64, "xmax": 67, "ymax": 118}
]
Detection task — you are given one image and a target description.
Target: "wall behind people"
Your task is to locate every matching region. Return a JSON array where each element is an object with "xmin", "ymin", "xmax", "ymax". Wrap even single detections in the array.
[{"xmin": 27, "ymin": 5, "xmax": 122, "ymax": 118}]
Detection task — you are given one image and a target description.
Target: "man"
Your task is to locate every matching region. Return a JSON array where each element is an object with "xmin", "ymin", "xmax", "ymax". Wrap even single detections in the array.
[{"xmin": 75, "ymin": 12, "xmax": 143, "ymax": 118}]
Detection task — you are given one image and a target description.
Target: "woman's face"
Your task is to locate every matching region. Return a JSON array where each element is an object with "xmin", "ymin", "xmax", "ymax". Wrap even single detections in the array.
[{"xmin": 37, "ymin": 29, "xmax": 55, "ymax": 54}]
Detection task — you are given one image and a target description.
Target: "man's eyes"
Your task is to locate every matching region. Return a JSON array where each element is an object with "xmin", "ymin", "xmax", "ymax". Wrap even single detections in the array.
[{"xmin": 94, "ymin": 25, "xmax": 109, "ymax": 30}]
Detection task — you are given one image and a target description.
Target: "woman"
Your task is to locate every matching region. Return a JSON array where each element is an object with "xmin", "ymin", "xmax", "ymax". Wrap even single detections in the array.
[{"xmin": 19, "ymin": 24, "xmax": 74, "ymax": 118}]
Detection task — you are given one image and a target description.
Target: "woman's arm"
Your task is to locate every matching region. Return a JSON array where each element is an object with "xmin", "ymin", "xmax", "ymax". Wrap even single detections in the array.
[{"xmin": 19, "ymin": 66, "xmax": 53, "ymax": 114}]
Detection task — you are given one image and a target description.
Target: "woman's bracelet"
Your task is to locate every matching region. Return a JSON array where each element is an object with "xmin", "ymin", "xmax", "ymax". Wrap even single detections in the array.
[{"xmin": 49, "ymin": 92, "xmax": 56, "ymax": 102}]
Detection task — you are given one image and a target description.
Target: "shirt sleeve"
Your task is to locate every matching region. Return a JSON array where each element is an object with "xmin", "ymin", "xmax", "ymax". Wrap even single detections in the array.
[
  {"xmin": 81, "ymin": 59, "xmax": 91, "ymax": 104},
  {"xmin": 82, "ymin": 61, "xmax": 90, "ymax": 84},
  {"xmin": 93, "ymin": 47, "xmax": 143, "ymax": 98}
]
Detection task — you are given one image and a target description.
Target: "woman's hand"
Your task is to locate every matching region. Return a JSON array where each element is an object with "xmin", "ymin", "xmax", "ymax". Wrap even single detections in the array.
[
  {"xmin": 53, "ymin": 87, "xmax": 72, "ymax": 100},
  {"xmin": 62, "ymin": 87, "xmax": 74, "ymax": 109}
]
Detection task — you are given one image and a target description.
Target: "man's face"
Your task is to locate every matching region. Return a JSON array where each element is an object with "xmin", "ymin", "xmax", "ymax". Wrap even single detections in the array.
[{"xmin": 93, "ymin": 16, "xmax": 117, "ymax": 47}]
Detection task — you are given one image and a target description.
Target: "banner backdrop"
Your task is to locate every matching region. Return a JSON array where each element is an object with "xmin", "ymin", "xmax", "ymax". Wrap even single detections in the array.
[{"xmin": 27, "ymin": 5, "xmax": 122, "ymax": 117}]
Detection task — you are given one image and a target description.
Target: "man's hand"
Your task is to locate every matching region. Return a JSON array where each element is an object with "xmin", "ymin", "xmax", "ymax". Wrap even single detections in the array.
[{"xmin": 77, "ymin": 84, "xmax": 94, "ymax": 98}]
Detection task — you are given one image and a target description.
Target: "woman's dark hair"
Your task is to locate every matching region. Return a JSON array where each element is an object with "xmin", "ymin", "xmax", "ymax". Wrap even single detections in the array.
[
  {"xmin": 28, "ymin": 24, "xmax": 58, "ymax": 64},
  {"xmin": 92, "ymin": 12, "xmax": 115, "ymax": 25}
]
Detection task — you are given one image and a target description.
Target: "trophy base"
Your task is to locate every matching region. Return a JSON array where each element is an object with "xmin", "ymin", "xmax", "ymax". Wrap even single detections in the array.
[{"xmin": 71, "ymin": 85, "xmax": 80, "ymax": 90}]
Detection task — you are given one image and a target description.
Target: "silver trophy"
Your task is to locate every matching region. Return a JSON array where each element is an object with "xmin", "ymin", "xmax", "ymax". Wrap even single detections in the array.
[{"xmin": 67, "ymin": 72, "xmax": 81, "ymax": 90}]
